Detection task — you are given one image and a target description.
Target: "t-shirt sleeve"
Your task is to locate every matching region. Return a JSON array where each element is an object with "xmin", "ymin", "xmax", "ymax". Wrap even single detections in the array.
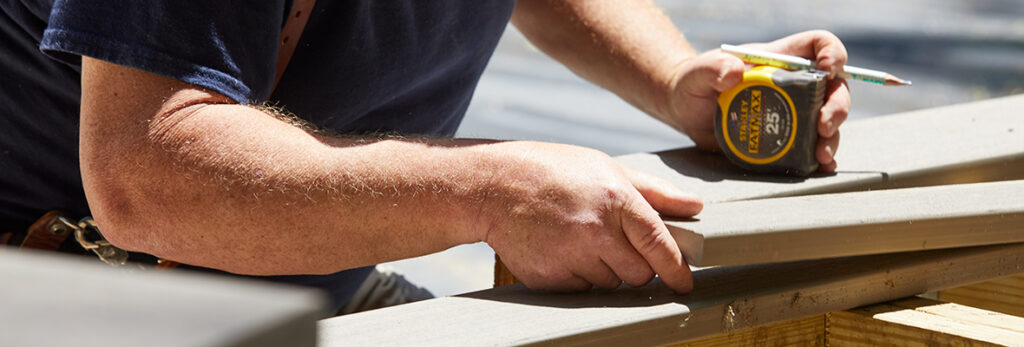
[{"xmin": 40, "ymin": 0, "xmax": 286, "ymax": 104}]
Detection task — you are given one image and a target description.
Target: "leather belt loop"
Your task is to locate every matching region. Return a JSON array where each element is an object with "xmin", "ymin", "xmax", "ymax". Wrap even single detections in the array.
[
  {"xmin": 273, "ymin": 0, "xmax": 318, "ymax": 93},
  {"xmin": 19, "ymin": 210, "xmax": 71, "ymax": 251}
]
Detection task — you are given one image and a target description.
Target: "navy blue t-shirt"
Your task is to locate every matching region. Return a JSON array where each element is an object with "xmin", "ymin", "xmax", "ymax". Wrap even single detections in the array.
[{"xmin": 0, "ymin": 0, "xmax": 514, "ymax": 311}]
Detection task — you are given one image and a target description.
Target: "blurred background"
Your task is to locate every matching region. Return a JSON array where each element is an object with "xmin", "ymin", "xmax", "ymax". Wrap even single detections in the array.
[{"xmin": 386, "ymin": 0, "xmax": 1024, "ymax": 297}]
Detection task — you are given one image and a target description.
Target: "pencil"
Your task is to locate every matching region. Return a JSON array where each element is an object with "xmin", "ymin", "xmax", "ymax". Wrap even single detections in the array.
[{"xmin": 720, "ymin": 44, "xmax": 912, "ymax": 86}]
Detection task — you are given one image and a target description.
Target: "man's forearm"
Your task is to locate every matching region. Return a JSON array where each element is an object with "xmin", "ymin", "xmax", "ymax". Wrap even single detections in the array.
[
  {"xmin": 511, "ymin": 0, "xmax": 695, "ymax": 122},
  {"xmin": 80, "ymin": 59, "xmax": 515, "ymax": 275},
  {"xmin": 81, "ymin": 57, "xmax": 703, "ymax": 293}
]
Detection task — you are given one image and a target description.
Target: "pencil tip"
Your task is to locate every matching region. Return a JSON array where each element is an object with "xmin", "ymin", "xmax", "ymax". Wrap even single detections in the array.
[{"xmin": 884, "ymin": 74, "xmax": 912, "ymax": 86}]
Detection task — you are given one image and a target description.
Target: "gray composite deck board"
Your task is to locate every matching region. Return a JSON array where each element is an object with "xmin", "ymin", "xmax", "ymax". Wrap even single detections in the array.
[
  {"xmin": 322, "ymin": 95, "xmax": 1024, "ymax": 345},
  {"xmin": 320, "ymin": 243, "xmax": 1024, "ymax": 346},
  {"xmin": 0, "ymin": 248, "xmax": 326, "ymax": 347},
  {"xmin": 671, "ymin": 179, "xmax": 1024, "ymax": 266},
  {"xmin": 615, "ymin": 94, "xmax": 1024, "ymax": 203},
  {"xmin": 622, "ymin": 94, "xmax": 1024, "ymax": 266},
  {"xmin": 322, "ymin": 94, "xmax": 1024, "ymax": 345}
]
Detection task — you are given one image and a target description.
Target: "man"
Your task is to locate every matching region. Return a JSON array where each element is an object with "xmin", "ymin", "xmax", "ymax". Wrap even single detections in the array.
[{"xmin": 1, "ymin": 0, "xmax": 849, "ymax": 312}]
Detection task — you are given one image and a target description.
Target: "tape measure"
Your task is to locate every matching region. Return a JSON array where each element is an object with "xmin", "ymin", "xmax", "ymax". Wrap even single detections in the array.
[{"xmin": 714, "ymin": 66, "xmax": 829, "ymax": 176}]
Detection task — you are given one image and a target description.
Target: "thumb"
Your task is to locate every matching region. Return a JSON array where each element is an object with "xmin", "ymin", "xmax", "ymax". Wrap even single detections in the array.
[
  {"xmin": 678, "ymin": 51, "xmax": 746, "ymax": 97},
  {"xmin": 625, "ymin": 168, "xmax": 703, "ymax": 217}
]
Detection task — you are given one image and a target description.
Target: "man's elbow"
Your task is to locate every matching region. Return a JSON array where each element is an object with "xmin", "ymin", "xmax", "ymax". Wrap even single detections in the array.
[
  {"xmin": 81, "ymin": 160, "xmax": 163, "ymax": 254},
  {"xmin": 79, "ymin": 137, "xmax": 203, "ymax": 258}
]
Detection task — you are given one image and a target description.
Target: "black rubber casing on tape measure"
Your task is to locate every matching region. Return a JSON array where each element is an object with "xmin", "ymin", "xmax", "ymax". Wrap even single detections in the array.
[{"xmin": 714, "ymin": 66, "xmax": 829, "ymax": 176}]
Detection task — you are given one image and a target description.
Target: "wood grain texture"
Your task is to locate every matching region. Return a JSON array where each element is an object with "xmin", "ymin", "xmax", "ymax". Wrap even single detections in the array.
[
  {"xmin": 669, "ymin": 180, "xmax": 1024, "ymax": 267},
  {"xmin": 888, "ymin": 297, "xmax": 1024, "ymax": 333},
  {"xmin": 494, "ymin": 254, "xmax": 520, "ymax": 287},
  {"xmin": 615, "ymin": 94, "xmax": 1024, "ymax": 204},
  {"xmin": 939, "ymin": 273, "xmax": 1024, "ymax": 317},
  {"xmin": 827, "ymin": 297, "xmax": 1024, "ymax": 346},
  {"xmin": 321, "ymin": 243, "xmax": 1024, "ymax": 346},
  {"xmin": 669, "ymin": 315, "xmax": 823, "ymax": 346}
]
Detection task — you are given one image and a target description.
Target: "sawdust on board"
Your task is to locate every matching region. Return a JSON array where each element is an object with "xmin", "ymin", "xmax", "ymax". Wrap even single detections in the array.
[{"xmin": 722, "ymin": 299, "xmax": 756, "ymax": 332}]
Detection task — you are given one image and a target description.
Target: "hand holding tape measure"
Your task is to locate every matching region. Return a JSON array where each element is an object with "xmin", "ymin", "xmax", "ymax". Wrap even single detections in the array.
[{"xmin": 715, "ymin": 44, "xmax": 910, "ymax": 176}]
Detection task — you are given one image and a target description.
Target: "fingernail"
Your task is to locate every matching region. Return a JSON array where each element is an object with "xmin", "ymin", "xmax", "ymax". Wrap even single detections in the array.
[
  {"xmin": 718, "ymin": 61, "xmax": 734, "ymax": 82},
  {"xmin": 818, "ymin": 57, "xmax": 834, "ymax": 73},
  {"xmin": 825, "ymin": 145, "xmax": 835, "ymax": 158},
  {"xmin": 815, "ymin": 57, "xmax": 831, "ymax": 69}
]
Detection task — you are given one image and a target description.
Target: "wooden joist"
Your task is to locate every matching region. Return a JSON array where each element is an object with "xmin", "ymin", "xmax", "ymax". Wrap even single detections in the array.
[
  {"xmin": 320, "ymin": 243, "xmax": 1024, "ymax": 346},
  {"xmin": 827, "ymin": 297, "xmax": 1024, "ymax": 346},
  {"xmin": 670, "ymin": 180, "xmax": 1024, "ymax": 267},
  {"xmin": 672, "ymin": 315, "xmax": 824, "ymax": 346},
  {"xmin": 675, "ymin": 296, "xmax": 1024, "ymax": 346},
  {"xmin": 939, "ymin": 273, "xmax": 1024, "ymax": 317}
]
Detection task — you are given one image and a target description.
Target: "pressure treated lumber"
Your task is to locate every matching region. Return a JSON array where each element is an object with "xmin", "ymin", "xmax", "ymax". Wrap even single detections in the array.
[
  {"xmin": 939, "ymin": 273, "xmax": 1024, "ymax": 317},
  {"xmin": 616, "ymin": 94, "xmax": 1024, "ymax": 204},
  {"xmin": 669, "ymin": 315, "xmax": 824, "ymax": 346},
  {"xmin": 669, "ymin": 179, "xmax": 1024, "ymax": 267},
  {"xmin": 494, "ymin": 254, "xmax": 519, "ymax": 287},
  {"xmin": 676, "ymin": 296, "xmax": 1024, "ymax": 346},
  {"xmin": 826, "ymin": 297, "xmax": 1024, "ymax": 346},
  {"xmin": 320, "ymin": 242, "xmax": 1024, "ymax": 346},
  {"xmin": 0, "ymin": 248, "xmax": 326, "ymax": 347}
]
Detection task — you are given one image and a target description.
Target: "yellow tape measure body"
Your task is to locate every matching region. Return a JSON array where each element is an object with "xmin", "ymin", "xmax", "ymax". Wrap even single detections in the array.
[{"xmin": 714, "ymin": 66, "xmax": 828, "ymax": 176}]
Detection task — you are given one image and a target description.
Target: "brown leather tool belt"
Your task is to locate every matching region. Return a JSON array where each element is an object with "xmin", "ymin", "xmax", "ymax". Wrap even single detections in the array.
[{"xmin": 2, "ymin": 210, "xmax": 178, "ymax": 270}]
